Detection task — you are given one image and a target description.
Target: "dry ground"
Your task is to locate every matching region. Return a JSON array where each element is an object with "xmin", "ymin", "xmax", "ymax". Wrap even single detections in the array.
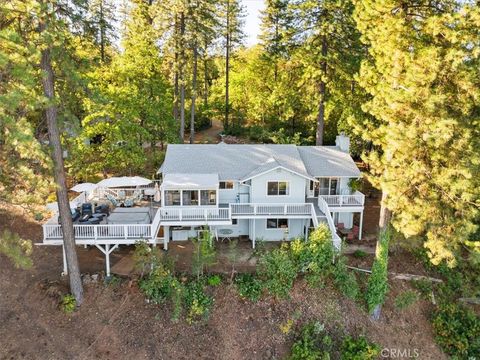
[{"xmin": 0, "ymin": 206, "xmax": 447, "ymax": 360}]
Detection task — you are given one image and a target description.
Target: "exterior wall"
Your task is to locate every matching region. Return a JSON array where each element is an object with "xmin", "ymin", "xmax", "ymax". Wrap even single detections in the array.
[
  {"xmin": 218, "ymin": 181, "xmax": 239, "ymax": 204},
  {"xmin": 250, "ymin": 168, "xmax": 307, "ymax": 204},
  {"xmin": 337, "ymin": 212, "xmax": 354, "ymax": 229},
  {"xmin": 249, "ymin": 218, "xmax": 307, "ymax": 241},
  {"xmin": 215, "ymin": 219, "xmax": 249, "ymax": 237},
  {"xmin": 339, "ymin": 177, "xmax": 351, "ymax": 194}
]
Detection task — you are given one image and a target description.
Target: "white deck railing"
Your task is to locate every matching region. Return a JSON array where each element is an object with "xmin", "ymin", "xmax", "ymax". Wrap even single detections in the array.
[
  {"xmin": 230, "ymin": 203, "xmax": 312, "ymax": 216},
  {"xmin": 320, "ymin": 191, "xmax": 365, "ymax": 207},
  {"xmin": 159, "ymin": 207, "xmax": 230, "ymax": 222},
  {"xmin": 317, "ymin": 197, "xmax": 342, "ymax": 250},
  {"xmin": 43, "ymin": 223, "xmax": 152, "ymax": 241}
]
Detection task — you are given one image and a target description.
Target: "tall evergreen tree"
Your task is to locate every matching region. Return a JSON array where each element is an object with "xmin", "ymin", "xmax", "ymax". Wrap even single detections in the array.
[{"xmin": 354, "ymin": 0, "xmax": 480, "ymax": 265}]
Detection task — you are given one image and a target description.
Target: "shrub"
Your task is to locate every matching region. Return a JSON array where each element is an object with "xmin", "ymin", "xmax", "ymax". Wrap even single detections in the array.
[
  {"xmin": 432, "ymin": 304, "xmax": 480, "ymax": 359},
  {"xmin": 394, "ymin": 290, "xmax": 419, "ymax": 310},
  {"xmin": 352, "ymin": 250, "xmax": 367, "ymax": 259},
  {"xmin": 366, "ymin": 229, "xmax": 390, "ymax": 315},
  {"xmin": 184, "ymin": 281, "xmax": 213, "ymax": 324},
  {"xmin": 60, "ymin": 294, "xmax": 76, "ymax": 313},
  {"xmin": 340, "ymin": 336, "xmax": 380, "ymax": 360},
  {"xmin": 258, "ymin": 245, "xmax": 298, "ymax": 299},
  {"xmin": 235, "ymin": 273, "xmax": 263, "ymax": 302},
  {"xmin": 411, "ymin": 278, "xmax": 434, "ymax": 299},
  {"xmin": 138, "ymin": 265, "xmax": 176, "ymax": 304},
  {"xmin": 289, "ymin": 322, "xmax": 332, "ymax": 360},
  {"xmin": 333, "ymin": 256, "xmax": 360, "ymax": 300},
  {"xmin": 207, "ymin": 274, "xmax": 222, "ymax": 287},
  {"xmin": 192, "ymin": 229, "xmax": 216, "ymax": 280},
  {"xmin": 290, "ymin": 224, "xmax": 334, "ymax": 287}
]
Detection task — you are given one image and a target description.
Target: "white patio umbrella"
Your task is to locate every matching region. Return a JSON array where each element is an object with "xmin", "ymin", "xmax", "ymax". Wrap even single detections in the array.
[
  {"xmin": 96, "ymin": 176, "xmax": 153, "ymax": 188},
  {"xmin": 154, "ymin": 182, "xmax": 161, "ymax": 202},
  {"xmin": 70, "ymin": 182, "xmax": 98, "ymax": 193}
]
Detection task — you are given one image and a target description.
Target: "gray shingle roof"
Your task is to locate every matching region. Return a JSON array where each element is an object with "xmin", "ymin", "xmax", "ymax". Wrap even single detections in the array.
[{"xmin": 159, "ymin": 143, "xmax": 360, "ymax": 180}]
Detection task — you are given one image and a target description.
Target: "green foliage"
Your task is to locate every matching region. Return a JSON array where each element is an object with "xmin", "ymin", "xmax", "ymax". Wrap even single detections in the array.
[
  {"xmin": 366, "ymin": 229, "xmax": 390, "ymax": 314},
  {"xmin": 353, "ymin": 2, "xmax": 480, "ymax": 265},
  {"xmin": 432, "ymin": 304, "xmax": 480, "ymax": 359},
  {"xmin": 138, "ymin": 263, "xmax": 177, "ymax": 305},
  {"xmin": 60, "ymin": 294, "xmax": 77, "ymax": 313},
  {"xmin": 333, "ymin": 256, "xmax": 360, "ymax": 300},
  {"xmin": 0, "ymin": 229, "xmax": 33, "ymax": 269},
  {"xmin": 258, "ymin": 244, "xmax": 298, "ymax": 299},
  {"xmin": 184, "ymin": 280, "xmax": 214, "ymax": 324},
  {"xmin": 347, "ymin": 178, "xmax": 362, "ymax": 193},
  {"xmin": 235, "ymin": 273, "xmax": 263, "ymax": 302},
  {"xmin": 192, "ymin": 229, "xmax": 217, "ymax": 280},
  {"xmin": 411, "ymin": 279, "xmax": 434, "ymax": 299},
  {"xmin": 394, "ymin": 290, "xmax": 419, "ymax": 310},
  {"xmin": 207, "ymin": 274, "xmax": 222, "ymax": 287},
  {"xmin": 290, "ymin": 225, "xmax": 334, "ymax": 287},
  {"xmin": 340, "ymin": 336, "xmax": 380, "ymax": 360},
  {"xmin": 289, "ymin": 322, "xmax": 332, "ymax": 360},
  {"xmin": 352, "ymin": 250, "xmax": 367, "ymax": 259}
]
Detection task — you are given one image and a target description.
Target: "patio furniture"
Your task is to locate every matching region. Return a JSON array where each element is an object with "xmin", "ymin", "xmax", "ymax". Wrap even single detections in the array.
[
  {"xmin": 92, "ymin": 213, "xmax": 106, "ymax": 220},
  {"xmin": 106, "ymin": 194, "xmax": 119, "ymax": 207},
  {"xmin": 79, "ymin": 214, "xmax": 91, "ymax": 222},
  {"xmin": 81, "ymin": 203, "xmax": 93, "ymax": 216},
  {"xmin": 87, "ymin": 217, "xmax": 101, "ymax": 225},
  {"xmin": 95, "ymin": 204, "xmax": 110, "ymax": 215},
  {"xmin": 218, "ymin": 229, "xmax": 233, "ymax": 242},
  {"xmin": 347, "ymin": 231, "xmax": 356, "ymax": 241},
  {"xmin": 337, "ymin": 223, "xmax": 345, "ymax": 230},
  {"xmin": 118, "ymin": 190, "xmax": 126, "ymax": 200},
  {"xmin": 124, "ymin": 198, "xmax": 134, "ymax": 207}
]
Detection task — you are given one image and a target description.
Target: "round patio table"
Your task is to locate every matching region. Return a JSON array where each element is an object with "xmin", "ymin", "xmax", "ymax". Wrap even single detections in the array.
[{"xmin": 218, "ymin": 229, "xmax": 233, "ymax": 242}]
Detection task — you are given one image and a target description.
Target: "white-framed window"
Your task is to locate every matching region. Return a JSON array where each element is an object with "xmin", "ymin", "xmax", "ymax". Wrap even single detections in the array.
[
  {"xmin": 219, "ymin": 181, "xmax": 234, "ymax": 189},
  {"xmin": 232, "ymin": 218, "xmax": 238, "ymax": 225},
  {"xmin": 165, "ymin": 190, "xmax": 181, "ymax": 206},
  {"xmin": 182, "ymin": 190, "xmax": 199, "ymax": 205},
  {"xmin": 319, "ymin": 178, "xmax": 338, "ymax": 195},
  {"xmin": 266, "ymin": 218, "xmax": 288, "ymax": 229},
  {"xmin": 200, "ymin": 190, "xmax": 217, "ymax": 205},
  {"xmin": 267, "ymin": 181, "xmax": 289, "ymax": 196}
]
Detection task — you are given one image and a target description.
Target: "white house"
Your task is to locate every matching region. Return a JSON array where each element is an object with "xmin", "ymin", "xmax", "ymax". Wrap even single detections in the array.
[
  {"xmin": 157, "ymin": 134, "xmax": 365, "ymax": 250},
  {"xmin": 41, "ymin": 134, "xmax": 365, "ymax": 276}
]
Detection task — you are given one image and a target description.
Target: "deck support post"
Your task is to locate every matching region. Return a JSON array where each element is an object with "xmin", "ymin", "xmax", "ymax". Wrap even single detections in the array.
[
  {"xmin": 304, "ymin": 220, "xmax": 309, "ymax": 240},
  {"xmin": 62, "ymin": 245, "xmax": 68, "ymax": 275},
  {"xmin": 252, "ymin": 219, "xmax": 256, "ymax": 249},
  {"xmin": 359, "ymin": 211, "xmax": 364, "ymax": 240},
  {"xmin": 95, "ymin": 244, "xmax": 119, "ymax": 278},
  {"xmin": 163, "ymin": 226, "xmax": 169, "ymax": 251}
]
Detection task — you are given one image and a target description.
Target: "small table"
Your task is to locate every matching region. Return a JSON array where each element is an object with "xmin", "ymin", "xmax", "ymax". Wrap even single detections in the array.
[{"xmin": 218, "ymin": 229, "xmax": 233, "ymax": 242}]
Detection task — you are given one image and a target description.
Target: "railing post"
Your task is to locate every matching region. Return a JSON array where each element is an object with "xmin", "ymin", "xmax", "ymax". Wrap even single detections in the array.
[
  {"xmin": 284, "ymin": 204, "xmax": 287, "ymax": 215},
  {"xmin": 179, "ymin": 209, "xmax": 182, "ymax": 221},
  {"xmin": 254, "ymin": 204, "xmax": 257, "ymax": 215},
  {"xmin": 124, "ymin": 225, "xmax": 128, "ymax": 239},
  {"xmin": 205, "ymin": 209, "xmax": 208, "ymax": 220},
  {"xmin": 94, "ymin": 226, "xmax": 98, "ymax": 240}
]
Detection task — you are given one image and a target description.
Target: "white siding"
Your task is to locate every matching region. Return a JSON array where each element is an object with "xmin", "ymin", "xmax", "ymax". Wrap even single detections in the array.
[
  {"xmin": 215, "ymin": 219, "xmax": 249, "ymax": 237},
  {"xmin": 249, "ymin": 218, "xmax": 307, "ymax": 241},
  {"xmin": 250, "ymin": 168, "xmax": 307, "ymax": 204}
]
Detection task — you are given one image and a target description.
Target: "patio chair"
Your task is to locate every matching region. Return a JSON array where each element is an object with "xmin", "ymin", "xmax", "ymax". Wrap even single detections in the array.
[
  {"xmin": 81, "ymin": 203, "xmax": 93, "ymax": 216},
  {"xmin": 124, "ymin": 198, "xmax": 134, "ymax": 207},
  {"xmin": 347, "ymin": 231, "xmax": 356, "ymax": 241},
  {"xmin": 337, "ymin": 223, "xmax": 345, "ymax": 230},
  {"xmin": 118, "ymin": 190, "xmax": 126, "ymax": 200},
  {"xmin": 352, "ymin": 225, "xmax": 360, "ymax": 236},
  {"xmin": 106, "ymin": 194, "xmax": 119, "ymax": 207}
]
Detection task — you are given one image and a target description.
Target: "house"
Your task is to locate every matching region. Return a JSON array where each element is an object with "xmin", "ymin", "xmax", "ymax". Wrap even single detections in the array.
[
  {"xmin": 41, "ymin": 134, "xmax": 365, "ymax": 276},
  {"xmin": 157, "ymin": 134, "xmax": 365, "ymax": 250}
]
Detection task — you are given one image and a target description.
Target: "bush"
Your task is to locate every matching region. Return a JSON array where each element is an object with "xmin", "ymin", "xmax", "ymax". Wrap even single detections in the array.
[
  {"xmin": 207, "ymin": 274, "xmax": 222, "ymax": 287},
  {"xmin": 432, "ymin": 304, "xmax": 480, "ymax": 359},
  {"xmin": 258, "ymin": 245, "xmax": 298, "ymax": 299},
  {"xmin": 139, "ymin": 265, "xmax": 176, "ymax": 304},
  {"xmin": 192, "ymin": 229, "xmax": 216, "ymax": 280},
  {"xmin": 333, "ymin": 256, "xmax": 360, "ymax": 300},
  {"xmin": 394, "ymin": 290, "xmax": 419, "ymax": 310},
  {"xmin": 366, "ymin": 229, "xmax": 390, "ymax": 314},
  {"xmin": 184, "ymin": 281, "xmax": 213, "ymax": 324},
  {"xmin": 290, "ymin": 225, "xmax": 334, "ymax": 287},
  {"xmin": 340, "ymin": 336, "xmax": 379, "ymax": 360},
  {"xmin": 60, "ymin": 294, "xmax": 76, "ymax": 313},
  {"xmin": 289, "ymin": 322, "xmax": 332, "ymax": 360},
  {"xmin": 235, "ymin": 273, "xmax": 263, "ymax": 302},
  {"xmin": 352, "ymin": 250, "xmax": 367, "ymax": 259}
]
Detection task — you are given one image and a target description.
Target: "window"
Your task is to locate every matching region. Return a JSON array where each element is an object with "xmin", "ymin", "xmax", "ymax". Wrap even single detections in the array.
[
  {"xmin": 319, "ymin": 178, "xmax": 338, "ymax": 195},
  {"xmin": 182, "ymin": 190, "xmax": 199, "ymax": 205},
  {"xmin": 232, "ymin": 219, "xmax": 238, "ymax": 225},
  {"xmin": 219, "ymin": 181, "xmax": 234, "ymax": 189},
  {"xmin": 267, "ymin": 181, "xmax": 289, "ymax": 196},
  {"xmin": 266, "ymin": 218, "xmax": 288, "ymax": 229},
  {"xmin": 165, "ymin": 190, "xmax": 181, "ymax": 206},
  {"xmin": 200, "ymin": 190, "xmax": 217, "ymax": 205}
]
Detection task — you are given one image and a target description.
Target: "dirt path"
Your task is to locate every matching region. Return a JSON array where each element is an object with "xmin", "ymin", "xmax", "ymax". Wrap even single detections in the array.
[{"xmin": 184, "ymin": 119, "xmax": 224, "ymax": 144}]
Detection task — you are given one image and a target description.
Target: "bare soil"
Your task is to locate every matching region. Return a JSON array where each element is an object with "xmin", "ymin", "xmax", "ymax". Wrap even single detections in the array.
[{"xmin": 0, "ymin": 206, "xmax": 448, "ymax": 360}]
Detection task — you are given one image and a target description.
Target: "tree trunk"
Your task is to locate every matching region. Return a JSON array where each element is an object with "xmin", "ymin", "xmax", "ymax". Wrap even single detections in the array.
[
  {"xmin": 39, "ymin": 15, "xmax": 83, "ymax": 305},
  {"xmin": 173, "ymin": 15, "xmax": 179, "ymax": 125},
  {"xmin": 203, "ymin": 56, "xmax": 208, "ymax": 108},
  {"xmin": 371, "ymin": 189, "xmax": 391, "ymax": 321},
  {"xmin": 224, "ymin": 0, "xmax": 230, "ymax": 130},
  {"xmin": 190, "ymin": 42, "xmax": 198, "ymax": 144},
  {"xmin": 179, "ymin": 12, "xmax": 185, "ymax": 142},
  {"xmin": 316, "ymin": 34, "xmax": 327, "ymax": 146},
  {"xmin": 99, "ymin": 0, "xmax": 105, "ymax": 62}
]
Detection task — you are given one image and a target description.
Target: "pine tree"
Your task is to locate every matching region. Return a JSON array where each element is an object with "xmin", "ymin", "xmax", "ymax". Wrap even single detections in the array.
[{"xmin": 353, "ymin": 0, "xmax": 480, "ymax": 265}]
